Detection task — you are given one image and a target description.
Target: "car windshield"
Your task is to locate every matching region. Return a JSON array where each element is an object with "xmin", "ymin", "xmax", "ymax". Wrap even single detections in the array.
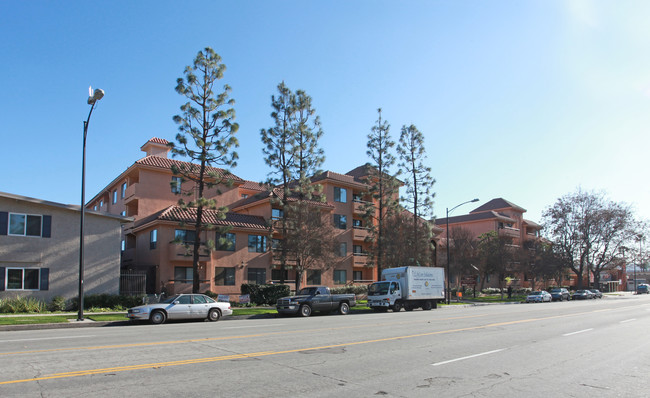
[
  {"xmin": 530, "ymin": 291, "xmax": 542, "ymax": 295},
  {"xmin": 160, "ymin": 294, "xmax": 182, "ymax": 304},
  {"xmin": 368, "ymin": 282, "xmax": 390, "ymax": 296},
  {"xmin": 298, "ymin": 287, "xmax": 318, "ymax": 296},
  {"xmin": 550, "ymin": 289, "xmax": 561, "ymax": 293}
]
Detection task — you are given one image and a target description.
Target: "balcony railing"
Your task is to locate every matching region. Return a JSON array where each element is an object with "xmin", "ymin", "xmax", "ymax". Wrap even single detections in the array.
[
  {"xmin": 353, "ymin": 200, "xmax": 374, "ymax": 214},
  {"xmin": 168, "ymin": 243, "xmax": 211, "ymax": 259},
  {"xmin": 353, "ymin": 226, "xmax": 370, "ymax": 240},
  {"xmin": 124, "ymin": 183, "xmax": 139, "ymax": 204},
  {"xmin": 498, "ymin": 226, "xmax": 520, "ymax": 238}
]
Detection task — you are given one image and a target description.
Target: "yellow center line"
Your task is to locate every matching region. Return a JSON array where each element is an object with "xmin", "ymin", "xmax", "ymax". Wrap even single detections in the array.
[
  {"xmin": 0, "ymin": 313, "xmax": 490, "ymax": 357},
  {"xmin": 0, "ymin": 307, "xmax": 627, "ymax": 385}
]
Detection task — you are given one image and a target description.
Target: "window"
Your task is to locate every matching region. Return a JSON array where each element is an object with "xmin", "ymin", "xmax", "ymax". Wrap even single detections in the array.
[
  {"xmin": 353, "ymin": 270, "xmax": 363, "ymax": 281},
  {"xmin": 352, "ymin": 193, "xmax": 362, "ymax": 202},
  {"xmin": 93, "ymin": 206, "xmax": 97, "ymax": 211},
  {"xmin": 112, "ymin": 190, "xmax": 117, "ymax": 204},
  {"xmin": 174, "ymin": 267, "xmax": 193, "ymax": 283},
  {"xmin": 247, "ymin": 268, "xmax": 266, "ymax": 284},
  {"xmin": 215, "ymin": 267, "xmax": 235, "ymax": 286},
  {"xmin": 150, "ymin": 229, "xmax": 158, "ymax": 250},
  {"xmin": 248, "ymin": 235, "xmax": 267, "ymax": 253},
  {"xmin": 353, "ymin": 245, "xmax": 363, "ymax": 254},
  {"xmin": 121, "ymin": 239, "xmax": 125, "ymax": 252},
  {"xmin": 272, "ymin": 269, "xmax": 288, "ymax": 281},
  {"xmin": 334, "ymin": 270, "xmax": 347, "ymax": 285},
  {"xmin": 8, "ymin": 214, "xmax": 42, "ymax": 237},
  {"xmin": 99, "ymin": 199, "xmax": 104, "ymax": 208},
  {"xmin": 334, "ymin": 187, "xmax": 347, "ymax": 203},
  {"xmin": 241, "ymin": 194, "xmax": 249, "ymax": 199},
  {"xmin": 175, "ymin": 229, "xmax": 196, "ymax": 244},
  {"xmin": 334, "ymin": 214, "xmax": 347, "ymax": 229},
  {"xmin": 353, "ymin": 219, "xmax": 362, "ymax": 228},
  {"xmin": 338, "ymin": 242, "xmax": 347, "ymax": 257},
  {"xmin": 171, "ymin": 176, "xmax": 182, "ymax": 194},
  {"xmin": 216, "ymin": 232, "xmax": 236, "ymax": 251},
  {"xmin": 121, "ymin": 182, "xmax": 127, "ymax": 198},
  {"xmin": 271, "ymin": 208, "xmax": 283, "ymax": 220},
  {"xmin": 307, "ymin": 270, "xmax": 321, "ymax": 285},
  {"xmin": 120, "ymin": 211, "xmax": 126, "ymax": 216},
  {"xmin": 272, "ymin": 238, "xmax": 282, "ymax": 250},
  {"xmin": 3, "ymin": 267, "xmax": 47, "ymax": 291}
]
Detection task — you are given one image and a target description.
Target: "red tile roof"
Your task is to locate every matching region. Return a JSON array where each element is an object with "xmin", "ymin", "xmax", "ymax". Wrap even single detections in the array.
[
  {"xmin": 471, "ymin": 198, "xmax": 526, "ymax": 214},
  {"xmin": 146, "ymin": 137, "xmax": 170, "ymax": 145},
  {"xmin": 143, "ymin": 205, "xmax": 268, "ymax": 230},
  {"xmin": 435, "ymin": 210, "xmax": 515, "ymax": 226},
  {"xmin": 135, "ymin": 156, "xmax": 244, "ymax": 183}
]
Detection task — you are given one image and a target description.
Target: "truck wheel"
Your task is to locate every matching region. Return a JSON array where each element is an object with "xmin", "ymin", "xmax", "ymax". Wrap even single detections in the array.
[
  {"xmin": 404, "ymin": 305, "xmax": 414, "ymax": 311},
  {"xmin": 299, "ymin": 304, "xmax": 312, "ymax": 317},
  {"xmin": 338, "ymin": 302, "xmax": 350, "ymax": 315},
  {"xmin": 392, "ymin": 301, "xmax": 403, "ymax": 312},
  {"xmin": 422, "ymin": 301, "xmax": 433, "ymax": 311}
]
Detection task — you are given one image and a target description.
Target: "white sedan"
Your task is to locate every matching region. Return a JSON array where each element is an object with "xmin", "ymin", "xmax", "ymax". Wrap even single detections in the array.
[
  {"xmin": 525, "ymin": 290, "xmax": 552, "ymax": 303},
  {"xmin": 127, "ymin": 294, "xmax": 232, "ymax": 324}
]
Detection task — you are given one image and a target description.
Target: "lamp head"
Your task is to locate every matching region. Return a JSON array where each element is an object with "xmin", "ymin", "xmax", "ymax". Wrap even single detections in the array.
[
  {"xmin": 472, "ymin": 198, "xmax": 479, "ymax": 202},
  {"xmin": 87, "ymin": 86, "xmax": 105, "ymax": 105}
]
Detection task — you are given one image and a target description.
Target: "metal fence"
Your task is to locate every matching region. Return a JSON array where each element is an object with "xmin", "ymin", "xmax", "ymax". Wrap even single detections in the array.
[{"xmin": 120, "ymin": 271, "xmax": 147, "ymax": 296}]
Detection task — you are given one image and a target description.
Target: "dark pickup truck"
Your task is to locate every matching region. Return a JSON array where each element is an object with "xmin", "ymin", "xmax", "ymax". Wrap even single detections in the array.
[{"xmin": 276, "ymin": 286, "xmax": 356, "ymax": 317}]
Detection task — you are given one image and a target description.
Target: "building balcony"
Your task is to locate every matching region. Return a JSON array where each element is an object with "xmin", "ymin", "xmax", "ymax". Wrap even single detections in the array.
[
  {"xmin": 498, "ymin": 226, "xmax": 520, "ymax": 238},
  {"xmin": 353, "ymin": 200, "xmax": 373, "ymax": 215},
  {"xmin": 168, "ymin": 243, "xmax": 211, "ymax": 260},
  {"xmin": 353, "ymin": 226, "xmax": 370, "ymax": 241},
  {"xmin": 124, "ymin": 183, "xmax": 140, "ymax": 204},
  {"xmin": 353, "ymin": 252, "xmax": 369, "ymax": 266}
]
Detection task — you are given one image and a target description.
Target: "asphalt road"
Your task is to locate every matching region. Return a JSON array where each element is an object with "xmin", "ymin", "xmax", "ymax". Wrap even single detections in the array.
[{"xmin": 0, "ymin": 295, "xmax": 648, "ymax": 397}]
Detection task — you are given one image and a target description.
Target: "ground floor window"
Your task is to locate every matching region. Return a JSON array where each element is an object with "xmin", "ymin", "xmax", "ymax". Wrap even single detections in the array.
[
  {"xmin": 2, "ymin": 267, "xmax": 48, "ymax": 291},
  {"xmin": 353, "ymin": 270, "xmax": 363, "ymax": 281},
  {"xmin": 307, "ymin": 270, "xmax": 321, "ymax": 285},
  {"xmin": 214, "ymin": 267, "xmax": 235, "ymax": 286},
  {"xmin": 334, "ymin": 269, "xmax": 347, "ymax": 285},
  {"xmin": 271, "ymin": 269, "xmax": 288, "ymax": 282},
  {"xmin": 247, "ymin": 268, "xmax": 266, "ymax": 285},
  {"xmin": 174, "ymin": 267, "xmax": 193, "ymax": 283}
]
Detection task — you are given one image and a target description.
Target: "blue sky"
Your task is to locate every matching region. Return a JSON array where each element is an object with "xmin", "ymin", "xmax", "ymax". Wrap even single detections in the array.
[{"xmin": 2, "ymin": 1, "xmax": 649, "ymax": 224}]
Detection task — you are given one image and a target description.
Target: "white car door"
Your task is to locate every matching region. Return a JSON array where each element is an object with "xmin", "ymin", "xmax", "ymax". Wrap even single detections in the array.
[
  {"xmin": 190, "ymin": 295, "xmax": 210, "ymax": 318},
  {"xmin": 167, "ymin": 295, "xmax": 192, "ymax": 320}
]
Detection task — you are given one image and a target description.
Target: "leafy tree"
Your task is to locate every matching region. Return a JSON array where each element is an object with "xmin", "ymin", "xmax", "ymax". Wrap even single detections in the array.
[
  {"xmin": 168, "ymin": 47, "xmax": 239, "ymax": 293},
  {"xmin": 283, "ymin": 201, "xmax": 340, "ymax": 292},
  {"xmin": 383, "ymin": 210, "xmax": 434, "ymax": 267},
  {"xmin": 261, "ymin": 82, "xmax": 325, "ymax": 285},
  {"xmin": 477, "ymin": 231, "xmax": 516, "ymax": 295},
  {"xmin": 542, "ymin": 189, "xmax": 641, "ymax": 289},
  {"xmin": 364, "ymin": 108, "xmax": 400, "ymax": 279},
  {"xmin": 397, "ymin": 124, "xmax": 436, "ymax": 259},
  {"xmin": 448, "ymin": 227, "xmax": 479, "ymax": 290}
]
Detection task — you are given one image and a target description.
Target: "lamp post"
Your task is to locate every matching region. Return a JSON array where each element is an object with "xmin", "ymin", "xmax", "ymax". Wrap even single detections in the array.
[
  {"xmin": 78, "ymin": 86, "xmax": 105, "ymax": 321},
  {"xmin": 445, "ymin": 198, "xmax": 479, "ymax": 305}
]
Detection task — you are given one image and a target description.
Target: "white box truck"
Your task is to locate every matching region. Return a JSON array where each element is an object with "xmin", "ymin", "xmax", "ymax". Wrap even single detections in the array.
[{"xmin": 367, "ymin": 266, "xmax": 445, "ymax": 312}]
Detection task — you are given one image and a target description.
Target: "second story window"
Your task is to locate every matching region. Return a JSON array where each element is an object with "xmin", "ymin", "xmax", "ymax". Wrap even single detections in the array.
[
  {"xmin": 6, "ymin": 213, "xmax": 50, "ymax": 237},
  {"xmin": 334, "ymin": 214, "xmax": 347, "ymax": 230},
  {"xmin": 248, "ymin": 235, "xmax": 267, "ymax": 253},
  {"xmin": 175, "ymin": 229, "xmax": 196, "ymax": 244},
  {"xmin": 112, "ymin": 190, "xmax": 117, "ymax": 204},
  {"xmin": 334, "ymin": 187, "xmax": 347, "ymax": 203},
  {"xmin": 216, "ymin": 232, "xmax": 236, "ymax": 251},
  {"xmin": 338, "ymin": 242, "xmax": 347, "ymax": 257},
  {"xmin": 171, "ymin": 176, "xmax": 182, "ymax": 194},
  {"xmin": 121, "ymin": 182, "xmax": 127, "ymax": 198},
  {"xmin": 271, "ymin": 208, "xmax": 283, "ymax": 220},
  {"xmin": 150, "ymin": 229, "xmax": 158, "ymax": 249}
]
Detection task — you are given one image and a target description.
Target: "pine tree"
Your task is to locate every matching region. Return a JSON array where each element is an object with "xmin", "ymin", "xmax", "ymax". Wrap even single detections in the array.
[{"xmin": 168, "ymin": 47, "xmax": 239, "ymax": 293}]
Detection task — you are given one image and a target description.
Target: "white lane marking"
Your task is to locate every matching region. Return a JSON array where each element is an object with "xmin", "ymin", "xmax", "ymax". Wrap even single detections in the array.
[
  {"xmin": 0, "ymin": 335, "xmax": 95, "ymax": 343},
  {"xmin": 432, "ymin": 349, "xmax": 505, "ymax": 366},
  {"xmin": 563, "ymin": 328, "xmax": 593, "ymax": 336},
  {"xmin": 620, "ymin": 319, "xmax": 636, "ymax": 323}
]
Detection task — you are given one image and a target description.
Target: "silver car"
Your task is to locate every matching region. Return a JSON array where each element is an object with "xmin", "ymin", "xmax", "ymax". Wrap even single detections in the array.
[
  {"xmin": 525, "ymin": 290, "xmax": 552, "ymax": 303},
  {"xmin": 127, "ymin": 294, "xmax": 232, "ymax": 324}
]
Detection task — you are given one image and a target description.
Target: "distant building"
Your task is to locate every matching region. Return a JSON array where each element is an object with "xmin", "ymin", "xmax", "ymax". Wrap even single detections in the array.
[{"xmin": 0, "ymin": 191, "xmax": 130, "ymax": 301}]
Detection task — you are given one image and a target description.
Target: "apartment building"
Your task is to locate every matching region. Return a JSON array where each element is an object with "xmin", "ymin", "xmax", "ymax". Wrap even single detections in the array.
[
  {"xmin": 87, "ymin": 138, "xmax": 381, "ymax": 296},
  {"xmin": 434, "ymin": 198, "xmax": 542, "ymax": 288},
  {"xmin": 0, "ymin": 191, "xmax": 130, "ymax": 301}
]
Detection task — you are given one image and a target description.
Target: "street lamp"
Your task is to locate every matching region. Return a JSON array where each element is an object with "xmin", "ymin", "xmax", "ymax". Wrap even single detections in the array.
[
  {"xmin": 78, "ymin": 86, "xmax": 105, "ymax": 321},
  {"xmin": 445, "ymin": 198, "xmax": 479, "ymax": 305}
]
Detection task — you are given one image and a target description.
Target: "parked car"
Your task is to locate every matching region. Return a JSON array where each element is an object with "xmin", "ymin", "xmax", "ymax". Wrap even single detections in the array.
[
  {"xmin": 127, "ymin": 294, "xmax": 232, "ymax": 324},
  {"xmin": 526, "ymin": 291, "xmax": 552, "ymax": 303},
  {"xmin": 549, "ymin": 288, "xmax": 571, "ymax": 301},
  {"xmin": 589, "ymin": 289, "xmax": 603, "ymax": 299},
  {"xmin": 637, "ymin": 284, "xmax": 650, "ymax": 294},
  {"xmin": 572, "ymin": 290, "xmax": 594, "ymax": 300},
  {"xmin": 276, "ymin": 286, "xmax": 356, "ymax": 317}
]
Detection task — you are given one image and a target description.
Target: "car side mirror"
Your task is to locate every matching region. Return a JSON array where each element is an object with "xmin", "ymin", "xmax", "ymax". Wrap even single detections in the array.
[{"xmin": 173, "ymin": 301, "xmax": 180, "ymax": 305}]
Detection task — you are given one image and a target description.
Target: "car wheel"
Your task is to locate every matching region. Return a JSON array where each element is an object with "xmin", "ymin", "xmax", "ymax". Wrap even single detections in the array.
[
  {"xmin": 338, "ymin": 302, "xmax": 350, "ymax": 315},
  {"xmin": 208, "ymin": 308, "xmax": 221, "ymax": 322},
  {"xmin": 299, "ymin": 304, "xmax": 312, "ymax": 317},
  {"xmin": 150, "ymin": 310, "xmax": 166, "ymax": 325},
  {"xmin": 393, "ymin": 301, "xmax": 403, "ymax": 312},
  {"xmin": 422, "ymin": 301, "xmax": 433, "ymax": 311}
]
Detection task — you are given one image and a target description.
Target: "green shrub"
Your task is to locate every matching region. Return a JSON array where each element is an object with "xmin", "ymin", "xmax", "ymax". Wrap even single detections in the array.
[
  {"xmin": 47, "ymin": 296, "xmax": 68, "ymax": 312},
  {"xmin": 331, "ymin": 285, "xmax": 368, "ymax": 295},
  {"xmin": 240, "ymin": 284, "xmax": 290, "ymax": 306},
  {"xmin": 0, "ymin": 296, "xmax": 46, "ymax": 313}
]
